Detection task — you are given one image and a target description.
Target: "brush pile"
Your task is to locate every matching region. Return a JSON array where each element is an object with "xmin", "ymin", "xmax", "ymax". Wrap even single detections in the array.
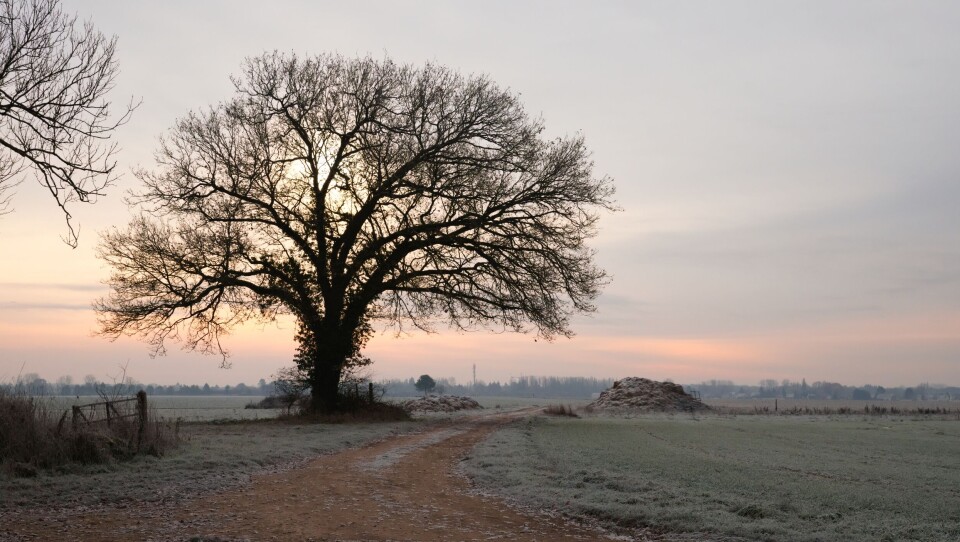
[
  {"xmin": 587, "ymin": 377, "xmax": 709, "ymax": 413},
  {"xmin": 402, "ymin": 395, "xmax": 482, "ymax": 413}
]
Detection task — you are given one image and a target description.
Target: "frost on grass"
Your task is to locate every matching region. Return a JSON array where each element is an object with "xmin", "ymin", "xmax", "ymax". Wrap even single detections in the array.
[
  {"xmin": 0, "ymin": 420, "xmax": 421, "ymax": 511},
  {"xmin": 463, "ymin": 415, "xmax": 960, "ymax": 542}
]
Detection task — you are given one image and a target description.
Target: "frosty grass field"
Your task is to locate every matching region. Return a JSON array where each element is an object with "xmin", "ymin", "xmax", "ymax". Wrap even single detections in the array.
[
  {"xmin": 1, "ymin": 411, "xmax": 420, "ymax": 510},
  {"xmin": 463, "ymin": 413, "xmax": 960, "ymax": 542},
  {"xmin": 10, "ymin": 396, "xmax": 960, "ymax": 541},
  {"xmin": 53, "ymin": 394, "xmax": 549, "ymax": 422}
]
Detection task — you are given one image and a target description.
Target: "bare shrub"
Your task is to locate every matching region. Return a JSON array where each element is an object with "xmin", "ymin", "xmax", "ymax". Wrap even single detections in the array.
[
  {"xmin": 336, "ymin": 372, "xmax": 387, "ymax": 412},
  {"xmin": 272, "ymin": 366, "xmax": 310, "ymax": 414},
  {"xmin": 265, "ymin": 364, "xmax": 396, "ymax": 420}
]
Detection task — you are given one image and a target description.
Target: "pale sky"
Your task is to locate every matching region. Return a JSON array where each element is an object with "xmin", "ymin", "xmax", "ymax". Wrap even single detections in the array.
[{"xmin": 1, "ymin": 1, "xmax": 958, "ymax": 387}]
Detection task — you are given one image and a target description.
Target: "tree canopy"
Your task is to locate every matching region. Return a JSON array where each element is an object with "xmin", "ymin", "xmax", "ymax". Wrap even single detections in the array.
[
  {"xmin": 96, "ymin": 52, "xmax": 615, "ymax": 411},
  {"xmin": 0, "ymin": 0, "xmax": 136, "ymax": 245},
  {"xmin": 414, "ymin": 374, "xmax": 437, "ymax": 395}
]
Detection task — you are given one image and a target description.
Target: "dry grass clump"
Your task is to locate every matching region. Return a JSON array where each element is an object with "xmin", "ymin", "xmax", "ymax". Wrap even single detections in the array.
[
  {"xmin": 543, "ymin": 403, "xmax": 579, "ymax": 417},
  {"xmin": 0, "ymin": 389, "xmax": 178, "ymax": 477}
]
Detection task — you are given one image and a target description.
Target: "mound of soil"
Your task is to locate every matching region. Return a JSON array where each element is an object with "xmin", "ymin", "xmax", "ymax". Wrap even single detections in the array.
[
  {"xmin": 587, "ymin": 377, "xmax": 709, "ymax": 413},
  {"xmin": 403, "ymin": 395, "xmax": 483, "ymax": 412}
]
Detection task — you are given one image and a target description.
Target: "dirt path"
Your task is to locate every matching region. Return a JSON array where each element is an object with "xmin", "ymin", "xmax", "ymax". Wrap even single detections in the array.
[{"xmin": 3, "ymin": 409, "xmax": 630, "ymax": 541}]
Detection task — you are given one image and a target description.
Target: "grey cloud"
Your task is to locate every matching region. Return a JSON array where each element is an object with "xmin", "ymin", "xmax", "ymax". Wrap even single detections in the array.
[{"xmin": 602, "ymin": 175, "xmax": 960, "ymax": 337}]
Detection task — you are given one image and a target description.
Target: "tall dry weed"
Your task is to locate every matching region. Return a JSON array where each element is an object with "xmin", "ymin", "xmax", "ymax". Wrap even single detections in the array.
[{"xmin": 0, "ymin": 388, "xmax": 178, "ymax": 477}]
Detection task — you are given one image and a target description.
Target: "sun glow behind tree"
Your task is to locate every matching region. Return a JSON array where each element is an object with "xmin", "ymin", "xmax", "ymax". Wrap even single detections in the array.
[{"xmin": 95, "ymin": 53, "xmax": 615, "ymax": 411}]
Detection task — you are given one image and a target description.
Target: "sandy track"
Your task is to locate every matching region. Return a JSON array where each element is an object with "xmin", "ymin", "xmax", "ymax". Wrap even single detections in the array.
[{"xmin": 3, "ymin": 409, "xmax": 625, "ymax": 541}]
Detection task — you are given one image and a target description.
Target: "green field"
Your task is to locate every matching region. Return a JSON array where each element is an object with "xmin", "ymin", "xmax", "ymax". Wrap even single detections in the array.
[{"xmin": 463, "ymin": 414, "xmax": 960, "ymax": 541}]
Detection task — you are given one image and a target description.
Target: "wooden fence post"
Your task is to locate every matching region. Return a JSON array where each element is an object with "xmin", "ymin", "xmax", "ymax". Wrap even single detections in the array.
[
  {"xmin": 368, "ymin": 382, "xmax": 374, "ymax": 404},
  {"xmin": 136, "ymin": 390, "xmax": 147, "ymax": 451},
  {"xmin": 72, "ymin": 405, "xmax": 81, "ymax": 431}
]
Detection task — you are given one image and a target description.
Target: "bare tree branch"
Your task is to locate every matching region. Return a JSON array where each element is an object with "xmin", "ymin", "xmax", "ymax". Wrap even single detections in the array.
[
  {"xmin": 0, "ymin": 0, "xmax": 138, "ymax": 245},
  {"xmin": 96, "ymin": 53, "xmax": 615, "ymax": 410}
]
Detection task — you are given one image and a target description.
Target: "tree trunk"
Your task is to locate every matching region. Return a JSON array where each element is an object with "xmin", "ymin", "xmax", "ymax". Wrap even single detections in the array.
[
  {"xmin": 308, "ymin": 327, "xmax": 350, "ymax": 413},
  {"xmin": 311, "ymin": 364, "xmax": 342, "ymax": 412}
]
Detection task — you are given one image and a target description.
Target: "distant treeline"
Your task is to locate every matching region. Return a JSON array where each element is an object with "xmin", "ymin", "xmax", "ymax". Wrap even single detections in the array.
[
  {"xmin": 4, "ymin": 373, "xmax": 958, "ymax": 401},
  {"xmin": 690, "ymin": 379, "xmax": 960, "ymax": 401},
  {"xmin": 1, "ymin": 373, "xmax": 616, "ymax": 399},
  {"xmin": 2, "ymin": 373, "xmax": 273, "ymax": 397}
]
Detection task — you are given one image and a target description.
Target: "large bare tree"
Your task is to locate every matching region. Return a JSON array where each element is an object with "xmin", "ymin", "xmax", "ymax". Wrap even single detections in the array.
[
  {"xmin": 96, "ymin": 53, "xmax": 615, "ymax": 411},
  {"xmin": 0, "ymin": 0, "xmax": 136, "ymax": 246}
]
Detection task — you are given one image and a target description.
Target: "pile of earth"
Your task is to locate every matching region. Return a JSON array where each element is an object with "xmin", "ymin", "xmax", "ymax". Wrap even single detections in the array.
[
  {"xmin": 587, "ymin": 377, "xmax": 709, "ymax": 413},
  {"xmin": 402, "ymin": 395, "xmax": 483, "ymax": 412}
]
